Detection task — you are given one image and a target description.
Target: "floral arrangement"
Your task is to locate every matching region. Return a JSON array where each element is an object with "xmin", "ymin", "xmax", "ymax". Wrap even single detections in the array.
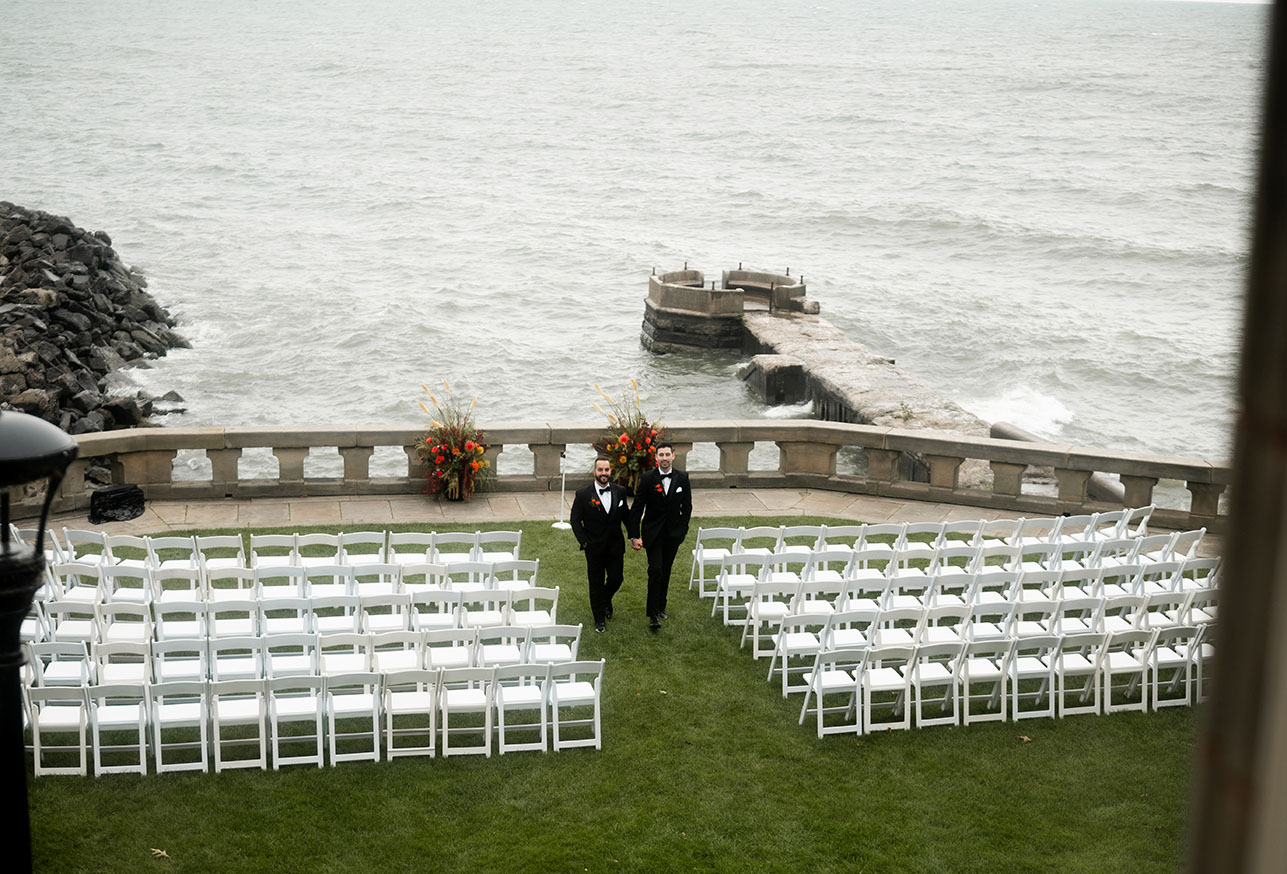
[
  {"xmin": 416, "ymin": 381, "xmax": 494, "ymax": 501},
  {"xmin": 592, "ymin": 380, "xmax": 670, "ymax": 494}
]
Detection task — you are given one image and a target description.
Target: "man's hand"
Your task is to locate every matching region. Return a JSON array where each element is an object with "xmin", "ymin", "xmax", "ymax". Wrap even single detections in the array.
[{"xmin": 631, "ymin": 538, "xmax": 642, "ymax": 550}]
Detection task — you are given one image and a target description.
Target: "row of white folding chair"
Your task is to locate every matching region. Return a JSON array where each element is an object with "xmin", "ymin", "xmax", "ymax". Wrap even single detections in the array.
[
  {"xmin": 53, "ymin": 528, "xmax": 525, "ymax": 570},
  {"xmin": 42, "ymin": 558, "xmax": 542, "ymax": 606},
  {"xmin": 707, "ymin": 535, "xmax": 1213, "ymax": 608},
  {"xmin": 31, "ymin": 584, "xmax": 560, "ymax": 648},
  {"xmin": 764, "ymin": 590, "xmax": 1215, "ymax": 694},
  {"xmin": 688, "ymin": 508, "xmax": 1159, "ymax": 591},
  {"xmin": 724, "ymin": 560, "xmax": 1220, "ymax": 634},
  {"xmin": 24, "ymin": 659, "xmax": 604, "ymax": 775},
  {"xmin": 28, "ymin": 621, "xmax": 583, "ymax": 688},
  {"xmin": 793, "ymin": 625, "xmax": 1206, "ymax": 738}
]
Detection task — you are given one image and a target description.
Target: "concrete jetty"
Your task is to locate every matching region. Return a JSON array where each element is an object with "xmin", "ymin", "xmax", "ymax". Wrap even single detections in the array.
[{"xmin": 641, "ymin": 267, "xmax": 993, "ymax": 487}]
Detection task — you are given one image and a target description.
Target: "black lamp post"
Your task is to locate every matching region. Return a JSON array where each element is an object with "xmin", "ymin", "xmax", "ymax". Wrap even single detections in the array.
[{"xmin": 0, "ymin": 411, "xmax": 78, "ymax": 873}]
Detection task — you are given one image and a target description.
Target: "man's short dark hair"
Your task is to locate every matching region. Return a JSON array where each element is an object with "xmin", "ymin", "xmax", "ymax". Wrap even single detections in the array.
[
  {"xmin": 655, "ymin": 441, "xmax": 674, "ymax": 452},
  {"xmin": 594, "ymin": 455, "xmax": 612, "ymax": 466}
]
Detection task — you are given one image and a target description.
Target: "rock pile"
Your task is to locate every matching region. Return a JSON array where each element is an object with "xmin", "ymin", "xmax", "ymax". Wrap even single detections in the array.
[{"xmin": 0, "ymin": 202, "xmax": 188, "ymax": 434}]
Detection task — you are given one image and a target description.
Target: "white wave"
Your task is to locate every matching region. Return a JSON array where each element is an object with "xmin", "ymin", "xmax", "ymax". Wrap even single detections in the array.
[
  {"xmin": 761, "ymin": 401, "xmax": 816, "ymax": 419},
  {"xmin": 966, "ymin": 388, "xmax": 1074, "ymax": 439}
]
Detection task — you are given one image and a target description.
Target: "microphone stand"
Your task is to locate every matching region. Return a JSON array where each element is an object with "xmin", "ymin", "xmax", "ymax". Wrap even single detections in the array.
[{"xmin": 552, "ymin": 450, "xmax": 572, "ymax": 530}]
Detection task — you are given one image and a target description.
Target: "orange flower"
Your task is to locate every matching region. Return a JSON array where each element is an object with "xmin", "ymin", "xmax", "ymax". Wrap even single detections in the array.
[
  {"xmin": 650, "ymin": 429, "xmax": 657, "ymax": 436},
  {"xmin": 470, "ymin": 460, "xmax": 480, "ymax": 472},
  {"xmin": 618, "ymin": 434, "xmax": 628, "ymax": 444},
  {"xmin": 618, "ymin": 455, "xmax": 627, "ymax": 464}
]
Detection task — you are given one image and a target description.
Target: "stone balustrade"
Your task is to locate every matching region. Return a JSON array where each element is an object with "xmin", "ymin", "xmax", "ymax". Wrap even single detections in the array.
[{"xmin": 12, "ymin": 420, "xmax": 1229, "ymax": 531}]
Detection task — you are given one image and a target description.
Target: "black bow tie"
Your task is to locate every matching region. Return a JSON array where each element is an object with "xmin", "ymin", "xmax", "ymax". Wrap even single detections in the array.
[
  {"xmin": 661, "ymin": 473, "xmax": 672, "ymax": 479},
  {"xmin": 598, "ymin": 487, "xmax": 610, "ymax": 494}
]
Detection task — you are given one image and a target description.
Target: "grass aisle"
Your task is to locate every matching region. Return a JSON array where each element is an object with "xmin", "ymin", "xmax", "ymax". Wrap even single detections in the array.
[{"xmin": 30, "ymin": 517, "xmax": 1194, "ymax": 873}]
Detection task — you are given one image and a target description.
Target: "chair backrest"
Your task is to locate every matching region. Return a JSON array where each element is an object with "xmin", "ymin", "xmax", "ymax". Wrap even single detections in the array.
[
  {"xmin": 195, "ymin": 535, "xmax": 247, "ymax": 568},
  {"xmin": 210, "ymin": 636, "xmax": 267, "ymax": 680},
  {"xmin": 206, "ymin": 567, "xmax": 256, "ymax": 598},
  {"xmin": 1055, "ymin": 596, "xmax": 1105, "ymax": 634},
  {"xmin": 898, "ymin": 522, "xmax": 945, "ymax": 548},
  {"xmin": 973, "ymin": 543, "xmax": 1021, "ymax": 571},
  {"xmin": 318, "ymin": 633, "xmax": 372, "ymax": 672},
  {"xmin": 476, "ymin": 530, "xmax": 522, "ymax": 560},
  {"xmin": 62, "ymin": 528, "xmax": 109, "ymax": 562},
  {"xmin": 151, "ymin": 566, "xmax": 205, "ymax": 601},
  {"xmin": 974, "ymin": 519, "xmax": 1019, "ymax": 545},
  {"xmin": 693, "ymin": 527, "xmax": 740, "ymax": 552},
  {"xmin": 1053, "ymin": 514, "xmax": 1097, "ymax": 542},
  {"xmin": 817, "ymin": 524, "xmax": 864, "ymax": 549},
  {"xmin": 104, "ymin": 533, "xmax": 150, "ymax": 566},
  {"xmin": 1009, "ymin": 517, "xmax": 1059, "ymax": 545},
  {"xmin": 100, "ymin": 566, "xmax": 151, "ymax": 602},
  {"xmin": 431, "ymin": 532, "xmax": 480, "ymax": 563},
  {"xmin": 339, "ymin": 531, "xmax": 388, "ymax": 563},
  {"xmin": 53, "ymin": 561, "xmax": 103, "ymax": 599},
  {"xmin": 152, "ymin": 638, "xmax": 209, "ymax": 681},
  {"xmin": 491, "ymin": 558, "xmax": 539, "ymax": 588},
  {"xmin": 443, "ymin": 561, "xmax": 495, "ymax": 590},
  {"xmin": 548, "ymin": 659, "xmax": 604, "ymax": 687},
  {"xmin": 1167, "ymin": 529, "xmax": 1206, "ymax": 562},
  {"xmin": 388, "ymin": 532, "xmax": 436, "ymax": 562},
  {"xmin": 778, "ymin": 525, "xmax": 825, "ymax": 552},
  {"xmin": 296, "ymin": 533, "xmax": 342, "ymax": 562},
  {"xmin": 255, "ymin": 566, "xmax": 309, "ymax": 597},
  {"xmin": 29, "ymin": 640, "xmax": 93, "ymax": 685},
  {"xmin": 148, "ymin": 536, "xmax": 199, "ymax": 568},
  {"xmin": 154, "ymin": 599, "xmax": 208, "ymax": 639},
  {"xmin": 250, "ymin": 533, "xmax": 298, "ymax": 566},
  {"xmin": 1120, "ymin": 505, "xmax": 1155, "ymax": 539},
  {"xmin": 856, "ymin": 523, "xmax": 904, "ymax": 551}
]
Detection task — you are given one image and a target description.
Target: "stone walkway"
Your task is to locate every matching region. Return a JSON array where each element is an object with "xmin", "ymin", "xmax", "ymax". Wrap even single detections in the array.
[{"xmin": 46, "ymin": 488, "xmax": 1222, "ymax": 556}]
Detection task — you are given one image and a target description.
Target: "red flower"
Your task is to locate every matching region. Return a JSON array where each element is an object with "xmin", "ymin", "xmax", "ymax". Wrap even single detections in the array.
[
  {"xmin": 618, "ymin": 434, "xmax": 628, "ymax": 444},
  {"xmin": 435, "ymin": 455, "xmax": 445, "ymax": 464},
  {"xmin": 655, "ymin": 483, "xmax": 664, "ymax": 493},
  {"xmin": 635, "ymin": 443, "xmax": 642, "ymax": 450},
  {"xmin": 650, "ymin": 429, "xmax": 657, "ymax": 436},
  {"xmin": 465, "ymin": 440, "xmax": 475, "ymax": 451},
  {"xmin": 645, "ymin": 437, "xmax": 651, "ymax": 445}
]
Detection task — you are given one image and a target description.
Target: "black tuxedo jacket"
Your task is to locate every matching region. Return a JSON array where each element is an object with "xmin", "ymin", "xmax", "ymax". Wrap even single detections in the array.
[
  {"xmin": 570, "ymin": 481, "xmax": 636, "ymax": 554},
  {"xmin": 629, "ymin": 467, "xmax": 692, "ymax": 548}
]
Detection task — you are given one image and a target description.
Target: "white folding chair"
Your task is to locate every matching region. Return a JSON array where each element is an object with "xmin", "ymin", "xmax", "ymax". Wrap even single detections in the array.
[
  {"xmin": 549, "ymin": 660, "xmax": 604, "ymax": 751},
  {"xmin": 339, "ymin": 531, "xmax": 388, "ymax": 564},
  {"xmin": 525, "ymin": 624, "xmax": 582, "ymax": 665},
  {"xmin": 268, "ymin": 675, "xmax": 325, "ymax": 768},
  {"xmin": 255, "ymin": 566, "xmax": 309, "ymax": 603},
  {"xmin": 912, "ymin": 641, "xmax": 964, "ymax": 728},
  {"xmin": 387, "ymin": 532, "xmax": 436, "ymax": 565},
  {"xmin": 689, "ymin": 526, "xmax": 739, "ymax": 596},
  {"xmin": 27, "ymin": 685, "xmax": 89, "ymax": 776},
  {"xmin": 798, "ymin": 646, "xmax": 866, "ymax": 737},
  {"xmin": 249, "ymin": 533, "xmax": 298, "ymax": 567},
  {"xmin": 89, "ymin": 683, "xmax": 149, "ymax": 776},
  {"xmin": 205, "ymin": 567, "xmax": 257, "ymax": 604},
  {"xmin": 311, "ymin": 594, "xmax": 362, "ymax": 635},
  {"xmin": 439, "ymin": 665, "xmax": 496, "ymax": 757},
  {"xmin": 477, "ymin": 530, "xmax": 522, "ymax": 563},
  {"xmin": 49, "ymin": 561, "xmax": 103, "ymax": 604},
  {"xmin": 861, "ymin": 644, "xmax": 915, "ymax": 733},
  {"xmin": 425, "ymin": 627, "xmax": 477, "ymax": 670},
  {"xmin": 95, "ymin": 601, "xmax": 152, "ymax": 645},
  {"xmin": 153, "ymin": 638, "xmax": 209, "ymax": 684},
  {"xmin": 325, "ymin": 672, "xmax": 381, "ymax": 764},
  {"xmin": 104, "ymin": 534, "xmax": 150, "ymax": 571},
  {"xmin": 295, "ymin": 533, "xmax": 343, "ymax": 568},
  {"xmin": 93, "ymin": 640, "xmax": 151, "ymax": 685},
  {"xmin": 150, "ymin": 566, "xmax": 205, "ymax": 605},
  {"xmin": 195, "ymin": 535, "xmax": 246, "ymax": 576},
  {"xmin": 209, "ymin": 598, "xmax": 259, "ymax": 639},
  {"xmin": 210, "ymin": 635, "xmax": 266, "ymax": 681},
  {"xmin": 740, "ymin": 576, "xmax": 798, "ymax": 657},
  {"xmin": 151, "ymin": 680, "xmax": 209, "ymax": 772},
  {"xmin": 266, "ymin": 633, "xmax": 319, "ymax": 678},
  {"xmin": 767, "ymin": 611, "xmax": 829, "ymax": 697},
  {"xmin": 431, "ymin": 532, "xmax": 479, "ymax": 566},
  {"xmin": 318, "ymin": 632, "xmax": 371, "ymax": 675},
  {"xmin": 383, "ymin": 668, "xmax": 441, "ymax": 758},
  {"xmin": 961, "ymin": 638, "xmax": 1013, "ymax": 725},
  {"xmin": 1102, "ymin": 629, "xmax": 1155, "ymax": 714},
  {"xmin": 1150, "ymin": 624, "xmax": 1203, "ymax": 710},
  {"xmin": 305, "ymin": 564, "xmax": 354, "ymax": 600},
  {"xmin": 1010, "ymin": 634, "xmax": 1059, "ymax": 721},
  {"xmin": 147, "ymin": 535, "xmax": 200, "ymax": 572},
  {"xmin": 211, "ymin": 678, "xmax": 268, "ymax": 771},
  {"xmin": 400, "ymin": 562, "xmax": 448, "ymax": 597},
  {"xmin": 100, "ymin": 566, "xmax": 150, "ymax": 604},
  {"xmin": 371, "ymin": 629, "xmax": 426, "ymax": 673},
  {"xmin": 351, "ymin": 563, "xmax": 403, "ymax": 597},
  {"xmin": 477, "ymin": 625, "xmax": 529, "ymax": 667},
  {"xmin": 27, "ymin": 641, "xmax": 93, "ymax": 686},
  {"xmin": 1056, "ymin": 632, "xmax": 1107, "ymax": 717},
  {"xmin": 506, "ymin": 586, "xmax": 559, "ymax": 626},
  {"xmin": 495, "ymin": 662, "xmax": 550, "ymax": 754},
  {"xmin": 491, "ymin": 558, "xmax": 539, "ymax": 593},
  {"xmin": 361, "ymin": 592, "xmax": 413, "ymax": 634}
]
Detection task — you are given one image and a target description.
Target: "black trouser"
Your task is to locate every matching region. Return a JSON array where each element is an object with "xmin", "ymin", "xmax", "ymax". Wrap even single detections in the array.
[
  {"xmin": 645, "ymin": 536, "xmax": 684, "ymax": 618},
  {"xmin": 585, "ymin": 543, "xmax": 623, "ymax": 623}
]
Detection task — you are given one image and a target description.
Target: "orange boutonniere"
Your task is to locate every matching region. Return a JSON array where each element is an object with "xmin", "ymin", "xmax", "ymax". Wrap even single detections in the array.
[
  {"xmin": 655, "ymin": 483, "xmax": 664, "ymax": 493},
  {"xmin": 591, "ymin": 498, "xmax": 601, "ymax": 508}
]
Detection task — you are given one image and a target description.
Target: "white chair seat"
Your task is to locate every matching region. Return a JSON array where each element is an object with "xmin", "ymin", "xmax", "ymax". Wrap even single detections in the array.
[
  {"xmin": 866, "ymin": 666, "xmax": 906, "ymax": 692},
  {"xmin": 374, "ymin": 651, "xmax": 419, "ymax": 673},
  {"xmin": 529, "ymin": 643, "xmax": 573, "ymax": 663}
]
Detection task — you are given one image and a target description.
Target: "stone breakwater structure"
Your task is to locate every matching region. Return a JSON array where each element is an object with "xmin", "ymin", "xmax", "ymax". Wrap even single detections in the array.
[
  {"xmin": 0, "ymin": 203, "xmax": 187, "ymax": 434},
  {"xmin": 641, "ymin": 267, "xmax": 994, "ymax": 488}
]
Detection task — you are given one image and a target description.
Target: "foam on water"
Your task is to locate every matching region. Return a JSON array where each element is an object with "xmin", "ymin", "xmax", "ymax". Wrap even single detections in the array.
[{"xmin": 0, "ymin": 0, "xmax": 1264, "ymax": 463}]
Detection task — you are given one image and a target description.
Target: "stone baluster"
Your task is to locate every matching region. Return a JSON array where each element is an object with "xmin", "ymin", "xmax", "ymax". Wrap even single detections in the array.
[
  {"xmin": 1187, "ymin": 481, "xmax": 1227, "ymax": 520},
  {"xmin": 206, "ymin": 448, "xmax": 243, "ymax": 490},
  {"xmin": 1054, "ymin": 467, "xmax": 1092, "ymax": 504},
  {"xmin": 529, "ymin": 443, "xmax": 566, "ymax": 478},
  {"xmin": 272, "ymin": 447, "xmax": 309, "ymax": 483},
  {"xmin": 1119, "ymin": 474, "xmax": 1158, "ymax": 508},
  {"xmin": 116, "ymin": 449, "xmax": 178, "ymax": 487},
  {"xmin": 716, "ymin": 441, "xmax": 753, "ymax": 475},
  {"xmin": 924, "ymin": 454, "xmax": 965, "ymax": 490},
  {"xmin": 989, "ymin": 461, "xmax": 1026, "ymax": 497},
  {"xmin": 865, "ymin": 448, "xmax": 901, "ymax": 483},
  {"xmin": 404, "ymin": 445, "xmax": 429, "ymax": 482},
  {"xmin": 776, "ymin": 440, "xmax": 839, "ymax": 475},
  {"xmin": 670, "ymin": 442, "xmax": 693, "ymax": 470},
  {"xmin": 339, "ymin": 446, "xmax": 374, "ymax": 481},
  {"xmin": 57, "ymin": 457, "xmax": 90, "ymax": 503}
]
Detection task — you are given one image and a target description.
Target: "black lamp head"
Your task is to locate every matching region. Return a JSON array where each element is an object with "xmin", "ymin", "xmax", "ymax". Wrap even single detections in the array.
[{"xmin": 0, "ymin": 410, "xmax": 79, "ymax": 555}]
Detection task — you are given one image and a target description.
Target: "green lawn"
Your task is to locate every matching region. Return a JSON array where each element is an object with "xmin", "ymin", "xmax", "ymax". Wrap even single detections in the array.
[{"xmin": 30, "ymin": 517, "xmax": 1195, "ymax": 873}]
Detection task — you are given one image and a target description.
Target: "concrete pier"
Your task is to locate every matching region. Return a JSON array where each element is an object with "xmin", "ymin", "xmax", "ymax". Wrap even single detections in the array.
[{"xmin": 641, "ymin": 266, "xmax": 993, "ymax": 487}]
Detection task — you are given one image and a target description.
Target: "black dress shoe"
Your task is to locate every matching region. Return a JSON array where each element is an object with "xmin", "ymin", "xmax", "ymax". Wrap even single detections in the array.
[
  {"xmin": 595, "ymin": 622, "xmax": 606, "ymax": 633},
  {"xmin": 658, "ymin": 611, "xmax": 668, "ymax": 620},
  {"xmin": 649, "ymin": 616, "xmax": 661, "ymax": 632}
]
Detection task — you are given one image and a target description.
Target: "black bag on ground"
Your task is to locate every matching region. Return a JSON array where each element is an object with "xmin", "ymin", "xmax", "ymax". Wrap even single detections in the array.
[{"xmin": 89, "ymin": 484, "xmax": 145, "ymax": 524}]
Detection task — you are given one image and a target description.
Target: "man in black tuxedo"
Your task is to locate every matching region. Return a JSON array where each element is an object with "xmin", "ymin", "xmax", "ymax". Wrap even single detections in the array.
[
  {"xmin": 570, "ymin": 455, "xmax": 637, "ymax": 633},
  {"xmin": 629, "ymin": 442, "xmax": 692, "ymax": 631}
]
